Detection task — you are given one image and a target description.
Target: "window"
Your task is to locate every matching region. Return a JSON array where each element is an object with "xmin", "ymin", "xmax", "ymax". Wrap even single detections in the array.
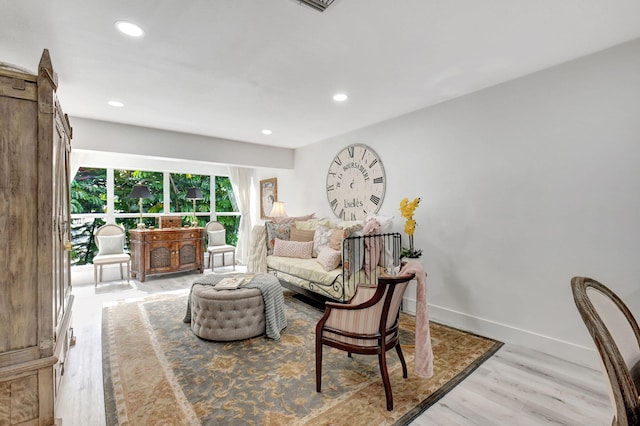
[
  {"xmin": 70, "ymin": 168, "xmax": 107, "ymax": 265},
  {"xmin": 169, "ymin": 173, "xmax": 211, "ymax": 227},
  {"xmin": 70, "ymin": 169, "xmax": 240, "ymax": 265},
  {"xmin": 215, "ymin": 176, "xmax": 239, "ymax": 246}
]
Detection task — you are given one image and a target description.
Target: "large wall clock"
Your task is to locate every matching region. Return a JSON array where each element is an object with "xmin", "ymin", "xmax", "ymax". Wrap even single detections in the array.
[{"xmin": 326, "ymin": 144, "xmax": 386, "ymax": 220}]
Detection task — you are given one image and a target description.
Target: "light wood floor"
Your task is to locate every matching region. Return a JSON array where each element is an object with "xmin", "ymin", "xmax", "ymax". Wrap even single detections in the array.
[{"xmin": 56, "ymin": 266, "xmax": 612, "ymax": 425}]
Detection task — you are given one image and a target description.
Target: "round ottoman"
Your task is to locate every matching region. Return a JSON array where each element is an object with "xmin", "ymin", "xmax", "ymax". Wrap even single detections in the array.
[{"xmin": 190, "ymin": 284, "xmax": 266, "ymax": 341}]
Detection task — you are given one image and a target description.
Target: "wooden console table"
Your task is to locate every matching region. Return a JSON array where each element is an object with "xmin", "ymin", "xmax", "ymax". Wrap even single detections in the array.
[{"xmin": 130, "ymin": 227, "xmax": 205, "ymax": 282}]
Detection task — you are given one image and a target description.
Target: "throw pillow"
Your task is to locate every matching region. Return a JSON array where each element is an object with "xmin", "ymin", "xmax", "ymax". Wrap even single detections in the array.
[
  {"xmin": 364, "ymin": 234, "xmax": 383, "ymax": 281},
  {"xmin": 342, "ymin": 230, "xmax": 365, "ymax": 277},
  {"xmin": 365, "ymin": 214, "xmax": 393, "ymax": 233},
  {"xmin": 266, "ymin": 222, "xmax": 291, "ymax": 255},
  {"xmin": 271, "ymin": 213, "xmax": 315, "ymax": 224},
  {"xmin": 273, "ymin": 239, "xmax": 313, "ymax": 259},
  {"xmin": 208, "ymin": 230, "xmax": 226, "ymax": 247},
  {"xmin": 316, "ymin": 246, "xmax": 341, "ymax": 271},
  {"xmin": 312, "ymin": 225, "xmax": 334, "ymax": 257},
  {"xmin": 98, "ymin": 234, "xmax": 124, "ymax": 255},
  {"xmin": 329, "ymin": 228, "xmax": 345, "ymax": 251},
  {"xmin": 290, "ymin": 225, "xmax": 315, "ymax": 242},
  {"xmin": 295, "ymin": 218, "xmax": 331, "ymax": 231}
]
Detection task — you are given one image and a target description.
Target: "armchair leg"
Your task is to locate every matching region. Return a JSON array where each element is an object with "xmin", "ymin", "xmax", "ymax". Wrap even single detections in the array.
[
  {"xmin": 94, "ymin": 265, "xmax": 98, "ymax": 287},
  {"xmin": 378, "ymin": 352, "xmax": 393, "ymax": 411},
  {"xmin": 119, "ymin": 263, "xmax": 124, "ymax": 280},
  {"xmin": 316, "ymin": 335, "xmax": 323, "ymax": 392},
  {"xmin": 396, "ymin": 343, "xmax": 408, "ymax": 378}
]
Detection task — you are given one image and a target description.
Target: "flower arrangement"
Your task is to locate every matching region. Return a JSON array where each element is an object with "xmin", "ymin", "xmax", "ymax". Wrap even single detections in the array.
[{"xmin": 399, "ymin": 197, "xmax": 422, "ymax": 258}]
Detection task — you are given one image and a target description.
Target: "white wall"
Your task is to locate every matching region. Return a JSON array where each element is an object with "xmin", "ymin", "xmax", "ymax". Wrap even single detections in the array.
[
  {"xmin": 67, "ymin": 39, "xmax": 640, "ymax": 369},
  {"xmin": 282, "ymin": 39, "xmax": 640, "ymax": 368}
]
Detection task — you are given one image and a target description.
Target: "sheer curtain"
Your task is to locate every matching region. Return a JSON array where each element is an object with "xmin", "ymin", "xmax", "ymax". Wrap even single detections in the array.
[{"xmin": 228, "ymin": 166, "xmax": 253, "ymax": 265}]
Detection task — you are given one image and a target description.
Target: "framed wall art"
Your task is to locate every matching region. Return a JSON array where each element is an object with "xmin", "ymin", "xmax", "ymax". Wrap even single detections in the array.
[{"xmin": 260, "ymin": 177, "xmax": 277, "ymax": 219}]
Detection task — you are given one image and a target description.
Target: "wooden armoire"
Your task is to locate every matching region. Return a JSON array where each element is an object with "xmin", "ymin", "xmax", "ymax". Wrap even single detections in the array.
[{"xmin": 0, "ymin": 50, "xmax": 75, "ymax": 425}]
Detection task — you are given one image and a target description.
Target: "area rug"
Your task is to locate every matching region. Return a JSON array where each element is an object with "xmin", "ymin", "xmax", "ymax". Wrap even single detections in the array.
[{"xmin": 102, "ymin": 291, "xmax": 502, "ymax": 425}]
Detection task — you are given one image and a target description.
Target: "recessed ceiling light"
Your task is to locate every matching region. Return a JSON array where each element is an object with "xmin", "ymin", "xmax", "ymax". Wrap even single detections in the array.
[
  {"xmin": 262, "ymin": 129, "xmax": 273, "ymax": 135},
  {"xmin": 107, "ymin": 100, "xmax": 124, "ymax": 108},
  {"xmin": 115, "ymin": 21, "xmax": 144, "ymax": 37},
  {"xmin": 333, "ymin": 93, "xmax": 348, "ymax": 102}
]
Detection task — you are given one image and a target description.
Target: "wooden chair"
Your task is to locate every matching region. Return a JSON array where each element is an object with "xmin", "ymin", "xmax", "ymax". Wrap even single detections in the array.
[
  {"xmin": 315, "ymin": 273, "xmax": 415, "ymax": 411},
  {"xmin": 205, "ymin": 221, "xmax": 236, "ymax": 270},
  {"xmin": 93, "ymin": 224, "xmax": 130, "ymax": 286},
  {"xmin": 571, "ymin": 276, "xmax": 640, "ymax": 425}
]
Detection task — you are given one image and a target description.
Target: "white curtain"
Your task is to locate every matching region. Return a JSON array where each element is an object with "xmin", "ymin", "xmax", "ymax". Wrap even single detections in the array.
[
  {"xmin": 69, "ymin": 150, "xmax": 91, "ymax": 180},
  {"xmin": 228, "ymin": 166, "xmax": 253, "ymax": 264}
]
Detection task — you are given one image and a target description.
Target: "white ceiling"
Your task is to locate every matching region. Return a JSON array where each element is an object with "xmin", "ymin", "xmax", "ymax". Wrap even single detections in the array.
[{"xmin": 2, "ymin": 0, "xmax": 640, "ymax": 149}]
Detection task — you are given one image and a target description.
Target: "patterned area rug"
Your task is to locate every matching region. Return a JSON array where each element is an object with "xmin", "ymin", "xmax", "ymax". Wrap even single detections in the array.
[{"xmin": 102, "ymin": 291, "xmax": 502, "ymax": 425}]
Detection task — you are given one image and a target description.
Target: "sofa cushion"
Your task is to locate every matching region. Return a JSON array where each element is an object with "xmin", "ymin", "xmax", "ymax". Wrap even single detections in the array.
[
  {"xmin": 266, "ymin": 222, "xmax": 290, "ymax": 255},
  {"xmin": 290, "ymin": 225, "xmax": 315, "ymax": 242},
  {"xmin": 273, "ymin": 238, "xmax": 314, "ymax": 259},
  {"xmin": 317, "ymin": 246, "xmax": 341, "ymax": 271}
]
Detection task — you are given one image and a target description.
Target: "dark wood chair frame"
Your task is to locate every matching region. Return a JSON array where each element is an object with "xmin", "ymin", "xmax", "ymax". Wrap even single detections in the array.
[
  {"xmin": 315, "ymin": 273, "xmax": 415, "ymax": 411},
  {"xmin": 571, "ymin": 276, "xmax": 640, "ymax": 426}
]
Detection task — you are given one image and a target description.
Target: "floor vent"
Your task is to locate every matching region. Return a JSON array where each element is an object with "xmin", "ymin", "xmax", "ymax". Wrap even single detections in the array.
[{"xmin": 297, "ymin": 0, "xmax": 335, "ymax": 12}]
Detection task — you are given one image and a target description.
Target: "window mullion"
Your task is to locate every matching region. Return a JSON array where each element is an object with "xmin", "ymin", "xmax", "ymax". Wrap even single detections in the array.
[{"xmin": 106, "ymin": 168, "xmax": 115, "ymax": 224}]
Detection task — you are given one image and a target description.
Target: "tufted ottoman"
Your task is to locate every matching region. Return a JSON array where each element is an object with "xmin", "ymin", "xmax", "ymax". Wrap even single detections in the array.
[{"xmin": 190, "ymin": 284, "xmax": 266, "ymax": 341}]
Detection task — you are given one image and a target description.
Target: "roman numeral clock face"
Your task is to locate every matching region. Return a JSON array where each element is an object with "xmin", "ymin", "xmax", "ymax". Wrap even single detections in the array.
[{"xmin": 326, "ymin": 144, "xmax": 386, "ymax": 220}]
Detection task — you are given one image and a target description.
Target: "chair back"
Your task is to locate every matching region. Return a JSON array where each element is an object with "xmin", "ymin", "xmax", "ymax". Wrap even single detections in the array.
[
  {"xmin": 205, "ymin": 221, "xmax": 225, "ymax": 233},
  {"xmin": 323, "ymin": 274, "xmax": 413, "ymax": 347},
  {"xmin": 571, "ymin": 276, "xmax": 640, "ymax": 425},
  {"xmin": 95, "ymin": 223, "xmax": 125, "ymax": 238},
  {"xmin": 205, "ymin": 221, "xmax": 228, "ymax": 247}
]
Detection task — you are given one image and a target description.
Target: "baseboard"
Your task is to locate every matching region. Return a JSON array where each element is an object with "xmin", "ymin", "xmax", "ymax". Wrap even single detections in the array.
[{"xmin": 402, "ymin": 295, "xmax": 600, "ymax": 370}]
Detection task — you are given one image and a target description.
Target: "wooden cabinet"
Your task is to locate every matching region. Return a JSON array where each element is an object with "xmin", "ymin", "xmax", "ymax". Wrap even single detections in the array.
[
  {"xmin": 130, "ymin": 228, "xmax": 205, "ymax": 282},
  {"xmin": 0, "ymin": 50, "xmax": 74, "ymax": 425}
]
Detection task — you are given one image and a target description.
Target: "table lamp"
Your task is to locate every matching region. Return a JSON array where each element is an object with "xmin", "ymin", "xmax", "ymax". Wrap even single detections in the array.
[
  {"xmin": 186, "ymin": 187, "xmax": 204, "ymax": 227},
  {"xmin": 129, "ymin": 184, "xmax": 152, "ymax": 229},
  {"xmin": 269, "ymin": 201, "xmax": 287, "ymax": 218}
]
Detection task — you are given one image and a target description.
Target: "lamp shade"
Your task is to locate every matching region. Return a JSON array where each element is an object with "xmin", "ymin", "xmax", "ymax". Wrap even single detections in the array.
[
  {"xmin": 129, "ymin": 184, "xmax": 151, "ymax": 199},
  {"xmin": 186, "ymin": 187, "xmax": 203, "ymax": 200},
  {"xmin": 269, "ymin": 201, "xmax": 288, "ymax": 218}
]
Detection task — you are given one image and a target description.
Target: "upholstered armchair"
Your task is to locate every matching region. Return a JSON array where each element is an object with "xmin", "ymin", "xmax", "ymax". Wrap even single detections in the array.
[
  {"xmin": 315, "ymin": 273, "xmax": 415, "ymax": 411},
  {"xmin": 93, "ymin": 224, "xmax": 131, "ymax": 286}
]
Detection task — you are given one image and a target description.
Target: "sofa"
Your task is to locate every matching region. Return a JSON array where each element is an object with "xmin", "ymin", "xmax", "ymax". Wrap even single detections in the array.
[{"xmin": 246, "ymin": 216, "xmax": 401, "ymax": 302}]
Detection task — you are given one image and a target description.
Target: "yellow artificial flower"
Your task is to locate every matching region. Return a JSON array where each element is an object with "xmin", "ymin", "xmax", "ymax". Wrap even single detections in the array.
[
  {"xmin": 400, "ymin": 198, "xmax": 420, "ymax": 236},
  {"xmin": 400, "ymin": 197, "xmax": 420, "ymax": 220},
  {"xmin": 404, "ymin": 219, "xmax": 416, "ymax": 236}
]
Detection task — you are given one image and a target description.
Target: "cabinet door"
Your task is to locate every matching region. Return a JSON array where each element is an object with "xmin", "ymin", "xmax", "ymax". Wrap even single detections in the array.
[
  {"xmin": 175, "ymin": 240, "xmax": 199, "ymax": 270},
  {"xmin": 53, "ymin": 107, "xmax": 72, "ymax": 329},
  {"xmin": 147, "ymin": 241, "xmax": 175, "ymax": 274}
]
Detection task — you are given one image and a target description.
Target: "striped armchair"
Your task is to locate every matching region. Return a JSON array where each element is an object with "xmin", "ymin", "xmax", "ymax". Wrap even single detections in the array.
[{"xmin": 315, "ymin": 273, "xmax": 415, "ymax": 411}]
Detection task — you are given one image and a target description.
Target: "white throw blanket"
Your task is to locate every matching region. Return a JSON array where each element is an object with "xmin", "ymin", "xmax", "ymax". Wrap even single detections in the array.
[{"xmin": 246, "ymin": 225, "xmax": 268, "ymax": 273}]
